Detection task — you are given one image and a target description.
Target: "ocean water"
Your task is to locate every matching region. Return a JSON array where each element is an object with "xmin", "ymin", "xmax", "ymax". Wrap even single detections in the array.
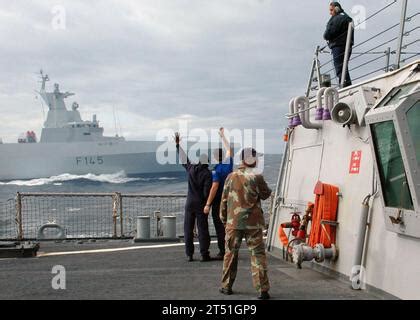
[
  {"xmin": 0, "ymin": 154, "xmax": 282, "ymax": 203},
  {"xmin": 0, "ymin": 154, "xmax": 281, "ymax": 239}
]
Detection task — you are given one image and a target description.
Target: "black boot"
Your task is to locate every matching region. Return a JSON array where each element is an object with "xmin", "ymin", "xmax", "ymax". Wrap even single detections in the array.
[
  {"xmin": 200, "ymin": 254, "xmax": 211, "ymax": 262},
  {"xmin": 257, "ymin": 291, "xmax": 270, "ymax": 300}
]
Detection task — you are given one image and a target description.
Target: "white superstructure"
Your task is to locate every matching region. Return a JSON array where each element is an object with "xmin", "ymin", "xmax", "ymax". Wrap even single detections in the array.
[{"xmin": 267, "ymin": 60, "xmax": 420, "ymax": 299}]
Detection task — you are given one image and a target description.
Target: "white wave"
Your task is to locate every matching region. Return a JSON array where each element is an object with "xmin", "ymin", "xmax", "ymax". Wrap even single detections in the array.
[
  {"xmin": 0, "ymin": 171, "xmax": 143, "ymax": 186},
  {"xmin": 158, "ymin": 177, "xmax": 178, "ymax": 181}
]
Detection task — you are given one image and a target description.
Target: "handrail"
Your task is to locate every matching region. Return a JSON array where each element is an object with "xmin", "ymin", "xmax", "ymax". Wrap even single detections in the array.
[{"xmin": 16, "ymin": 192, "xmax": 188, "ymax": 198}]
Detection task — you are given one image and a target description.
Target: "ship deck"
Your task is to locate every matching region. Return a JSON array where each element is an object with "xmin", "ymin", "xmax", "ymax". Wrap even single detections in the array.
[{"xmin": 0, "ymin": 240, "xmax": 393, "ymax": 300}]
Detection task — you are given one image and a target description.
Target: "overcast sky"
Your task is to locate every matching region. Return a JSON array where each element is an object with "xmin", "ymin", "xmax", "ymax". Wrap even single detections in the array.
[{"xmin": 0, "ymin": 0, "xmax": 418, "ymax": 153}]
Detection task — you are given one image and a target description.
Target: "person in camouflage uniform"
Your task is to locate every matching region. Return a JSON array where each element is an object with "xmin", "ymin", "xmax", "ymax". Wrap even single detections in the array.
[{"xmin": 219, "ymin": 148, "xmax": 272, "ymax": 300}]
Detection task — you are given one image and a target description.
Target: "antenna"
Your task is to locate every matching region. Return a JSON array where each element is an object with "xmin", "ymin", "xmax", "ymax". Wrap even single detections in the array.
[
  {"xmin": 116, "ymin": 108, "xmax": 123, "ymax": 137},
  {"xmin": 395, "ymin": 0, "xmax": 408, "ymax": 69},
  {"xmin": 38, "ymin": 69, "xmax": 50, "ymax": 91},
  {"xmin": 34, "ymin": 90, "xmax": 45, "ymax": 118},
  {"xmin": 113, "ymin": 106, "xmax": 118, "ymax": 137}
]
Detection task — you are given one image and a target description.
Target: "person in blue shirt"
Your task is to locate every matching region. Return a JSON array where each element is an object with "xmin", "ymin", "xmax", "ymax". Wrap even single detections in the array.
[{"xmin": 204, "ymin": 128, "xmax": 234, "ymax": 260}]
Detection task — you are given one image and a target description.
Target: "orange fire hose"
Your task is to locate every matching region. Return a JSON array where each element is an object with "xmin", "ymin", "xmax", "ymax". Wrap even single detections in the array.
[{"xmin": 308, "ymin": 181, "xmax": 339, "ymax": 248}]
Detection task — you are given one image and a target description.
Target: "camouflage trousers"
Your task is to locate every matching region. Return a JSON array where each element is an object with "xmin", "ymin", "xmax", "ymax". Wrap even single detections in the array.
[{"xmin": 221, "ymin": 228, "xmax": 269, "ymax": 293}]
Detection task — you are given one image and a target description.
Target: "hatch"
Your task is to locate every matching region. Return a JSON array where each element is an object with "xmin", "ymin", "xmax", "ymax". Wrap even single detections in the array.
[{"xmin": 365, "ymin": 80, "xmax": 420, "ymax": 238}]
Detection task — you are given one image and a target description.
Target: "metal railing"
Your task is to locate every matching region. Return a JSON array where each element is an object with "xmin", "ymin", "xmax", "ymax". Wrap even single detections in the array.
[
  {"xmin": 307, "ymin": 0, "xmax": 419, "ymax": 95},
  {"xmin": 0, "ymin": 198, "xmax": 16, "ymax": 240},
  {"xmin": 0, "ymin": 192, "xmax": 273, "ymax": 241}
]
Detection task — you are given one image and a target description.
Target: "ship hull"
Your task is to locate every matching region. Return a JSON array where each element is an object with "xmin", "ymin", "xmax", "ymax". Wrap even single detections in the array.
[{"xmin": 0, "ymin": 140, "xmax": 182, "ymax": 180}]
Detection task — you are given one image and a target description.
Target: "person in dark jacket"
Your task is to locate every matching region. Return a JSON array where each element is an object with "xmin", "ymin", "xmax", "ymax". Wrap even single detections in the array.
[
  {"xmin": 175, "ymin": 132, "xmax": 213, "ymax": 262},
  {"xmin": 324, "ymin": 2, "xmax": 354, "ymax": 87}
]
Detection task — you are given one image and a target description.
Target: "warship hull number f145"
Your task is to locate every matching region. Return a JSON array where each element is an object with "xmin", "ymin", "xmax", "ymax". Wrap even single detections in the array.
[{"xmin": 76, "ymin": 156, "xmax": 104, "ymax": 166}]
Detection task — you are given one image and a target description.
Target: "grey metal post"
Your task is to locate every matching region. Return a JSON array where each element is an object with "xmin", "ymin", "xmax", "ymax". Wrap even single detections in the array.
[
  {"xmin": 385, "ymin": 47, "xmax": 391, "ymax": 72},
  {"xmin": 267, "ymin": 140, "xmax": 290, "ymax": 251},
  {"xmin": 395, "ymin": 0, "xmax": 408, "ymax": 69},
  {"xmin": 16, "ymin": 192, "xmax": 23, "ymax": 241},
  {"xmin": 315, "ymin": 47, "xmax": 322, "ymax": 90},
  {"xmin": 112, "ymin": 193, "xmax": 119, "ymax": 238},
  {"xmin": 351, "ymin": 195, "xmax": 372, "ymax": 290},
  {"xmin": 119, "ymin": 193, "xmax": 123, "ymax": 237},
  {"xmin": 341, "ymin": 22, "xmax": 353, "ymax": 88},
  {"xmin": 305, "ymin": 47, "xmax": 318, "ymax": 97}
]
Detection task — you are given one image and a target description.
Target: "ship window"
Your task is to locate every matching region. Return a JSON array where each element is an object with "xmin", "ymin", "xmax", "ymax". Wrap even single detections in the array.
[
  {"xmin": 378, "ymin": 82, "xmax": 418, "ymax": 108},
  {"xmin": 371, "ymin": 121, "xmax": 414, "ymax": 210},
  {"xmin": 406, "ymin": 100, "xmax": 420, "ymax": 166}
]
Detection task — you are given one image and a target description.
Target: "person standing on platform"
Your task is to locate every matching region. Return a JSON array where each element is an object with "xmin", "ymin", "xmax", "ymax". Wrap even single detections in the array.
[
  {"xmin": 324, "ymin": 2, "xmax": 354, "ymax": 87},
  {"xmin": 175, "ymin": 132, "xmax": 212, "ymax": 262},
  {"xmin": 219, "ymin": 148, "xmax": 272, "ymax": 300}
]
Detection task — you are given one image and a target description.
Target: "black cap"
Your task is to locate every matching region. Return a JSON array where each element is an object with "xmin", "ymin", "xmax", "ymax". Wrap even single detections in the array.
[{"xmin": 241, "ymin": 148, "xmax": 263, "ymax": 165}]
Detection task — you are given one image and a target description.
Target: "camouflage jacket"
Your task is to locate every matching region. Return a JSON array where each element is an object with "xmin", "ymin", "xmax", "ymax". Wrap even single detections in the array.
[{"xmin": 220, "ymin": 165, "xmax": 272, "ymax": 230}]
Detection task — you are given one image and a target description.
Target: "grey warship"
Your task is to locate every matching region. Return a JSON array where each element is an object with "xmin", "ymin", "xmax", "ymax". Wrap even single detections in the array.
[{"xmin": 0, "ymin": 72, "xmax": 179, "ymax": 180}]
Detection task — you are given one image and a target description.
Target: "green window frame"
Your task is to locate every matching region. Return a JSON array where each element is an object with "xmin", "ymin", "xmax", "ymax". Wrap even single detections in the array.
[
  {"xmin": 406, "ymin": 100, "xmax": 420, "ymax": 167},
  {"xmin": 371, "ymin": 121, "xmax": 414, "ymax": 210}
]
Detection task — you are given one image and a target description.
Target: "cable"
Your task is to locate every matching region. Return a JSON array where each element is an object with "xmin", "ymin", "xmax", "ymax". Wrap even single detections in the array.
[
  {"xmin": 350, "ymin": 37, "xmax": 398, "ymax": 62},
  {"xmin": 353, "ymin": 23, "xmax": 400, "ymax": 49},
  {"xmin": 406, "ymin": 12, "xmax": 420, "ymax": 21},
  {"xmin": 401, "ymin": 53, "xmax": 420, "ymax": 63},
  {"xmin": 352, "ymin": 66, "xmax": 386, "ymax": 82},
  {"xmin": 402, "ymin": 38, "xmax": 420, "ymax": 49},
  {"xmin": 352, "ymin": 51, "xmax": 394, "ymax": 55},
  {"xmin": 405, "ymin": 26, "xmax": 420, "ymax": 35},
  {"xmin": 322, "ymin": 36, "xmax": 398, "ymax": 75},
  {"xmin": 349, "ymin": 54, "xmax": 388, "ymax": 72},
  {"xmin": 353, "ymin": 0, "xmax": 398, "ymax": 29}
]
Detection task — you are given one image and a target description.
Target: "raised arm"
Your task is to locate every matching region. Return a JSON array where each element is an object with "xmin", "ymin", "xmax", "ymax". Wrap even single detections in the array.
[
  {"xmin": 174, "ymin": 132, "xmax": 190, "ymax": 168},
  {"xmin": 219, "ymin": 127, "xmax": 232, "ymax": 159}
]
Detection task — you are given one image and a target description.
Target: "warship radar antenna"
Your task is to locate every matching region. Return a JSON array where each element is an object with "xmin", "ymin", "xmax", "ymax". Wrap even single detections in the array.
[{"xmin": 39, "ymin": 69, "xmax": 49, "ymax": 91}]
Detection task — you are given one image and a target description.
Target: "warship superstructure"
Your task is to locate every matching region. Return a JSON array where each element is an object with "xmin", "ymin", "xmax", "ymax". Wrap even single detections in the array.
[
  {"xmin": 267, "ymin": 59, "xmax": 419, "ymax": 299},
  {"xmin": 0, "ymin": 72, "xmax": 179, "ymax": 180}
]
